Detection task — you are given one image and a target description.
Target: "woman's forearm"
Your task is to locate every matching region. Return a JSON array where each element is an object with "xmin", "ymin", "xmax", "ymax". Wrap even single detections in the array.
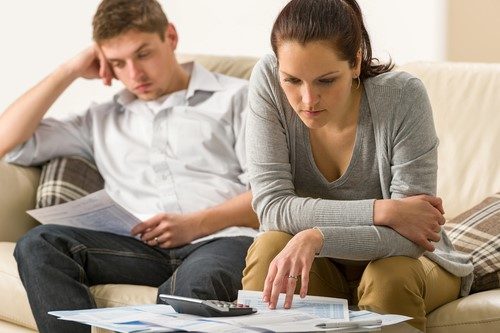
[{"xmin": 316, "ymin": 225, "xmax": 426, "ymax": 260}]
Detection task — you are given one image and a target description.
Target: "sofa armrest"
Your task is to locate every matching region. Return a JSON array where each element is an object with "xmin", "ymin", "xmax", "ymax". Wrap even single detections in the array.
[{"xmin": 0, "ymin": 160, "xmax": 41, "ymax": 242}]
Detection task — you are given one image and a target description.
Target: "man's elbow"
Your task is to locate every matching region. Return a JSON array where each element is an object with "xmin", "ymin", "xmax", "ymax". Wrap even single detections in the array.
[
  {"xmin": 0, "ymin": 136, "xmax": 23, "ymax": 160},
  {"xmin": 0, "ymin": 145, "xmax": 8, "ymax": 160}
]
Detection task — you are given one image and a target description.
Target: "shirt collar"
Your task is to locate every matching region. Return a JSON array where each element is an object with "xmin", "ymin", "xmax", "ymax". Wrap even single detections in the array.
[
  {"xmin": 114, "ymin": 61, "xmax": 223, "ymax": 112},
  {"xmin": 185, "ymin": 61, "xmax": 223, "ymax": 99}
]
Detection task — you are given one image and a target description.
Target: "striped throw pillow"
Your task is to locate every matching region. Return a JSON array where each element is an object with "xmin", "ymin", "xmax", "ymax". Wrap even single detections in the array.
[
  {"xmin": 444, "ymin": 193, "xmax": 500, "ymax": 293},
  {"xmin": 36, "ymin": 156, "xmax": 104, "ymax": 208}
]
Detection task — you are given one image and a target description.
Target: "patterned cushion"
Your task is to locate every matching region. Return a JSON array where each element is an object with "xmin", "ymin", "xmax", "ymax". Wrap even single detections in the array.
[
  {"xmin": 36, "ymin": 156, "xmax": 104, "ymax": 208},
  {"xmin": 444, "ymin": 193, "xmax": 500, "ymax": 293}
]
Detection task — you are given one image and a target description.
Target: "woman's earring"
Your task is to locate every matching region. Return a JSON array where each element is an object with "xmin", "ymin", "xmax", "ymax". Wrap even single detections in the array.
[{"xmin": 354, "ymin": 76, "xmax": 361, "ymax": 89}]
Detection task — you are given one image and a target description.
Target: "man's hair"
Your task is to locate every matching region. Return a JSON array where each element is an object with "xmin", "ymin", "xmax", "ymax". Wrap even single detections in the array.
[{"xmin": 92, "ymin": 0, "xmax": 169, "ymax": 43}]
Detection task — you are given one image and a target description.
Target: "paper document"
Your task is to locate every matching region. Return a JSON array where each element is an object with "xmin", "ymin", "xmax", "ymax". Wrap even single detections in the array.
[
  {"xmin": 50, "ymin": 304, "xmax": 180, "ymax": 333},
  {"xmin": 27, "ymin": 189, "xmax": 140, "ymax": 237},
  {"xmin": 237, "ymin": 289, "xmax": 349, "ymax": 321},
  {"xmin": 49, "ymin": 293, "xmax": 412, "ymax": 332},
  {"xmin": 50, "ymin": 304, "xmax": 262, "ymax": 333}
]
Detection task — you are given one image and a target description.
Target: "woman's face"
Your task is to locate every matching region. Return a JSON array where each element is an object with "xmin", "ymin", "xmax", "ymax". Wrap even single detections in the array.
[{"xmin": 277, "ymin": 40, "xmax": 360, "ymax": 129}]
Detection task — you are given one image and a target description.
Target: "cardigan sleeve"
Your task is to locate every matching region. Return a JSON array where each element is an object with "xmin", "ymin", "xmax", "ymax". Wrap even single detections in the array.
[{"xmin": 389, "ymin": 77, "xmax": 439, "ymax": 198}]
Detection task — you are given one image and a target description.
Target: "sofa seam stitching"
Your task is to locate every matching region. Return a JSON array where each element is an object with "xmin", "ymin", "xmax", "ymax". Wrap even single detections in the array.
[
  {"xmin": 0, "ymin": 313, "xmax": 36, "ymax": 330},
  {"xmin": 427, "ymin": 318, "xmax": 500, "ymax": 328}
]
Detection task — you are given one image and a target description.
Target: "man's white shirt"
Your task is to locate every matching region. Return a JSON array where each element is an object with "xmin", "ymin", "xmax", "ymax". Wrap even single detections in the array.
[{"xmin": 6, "ymin": 62, "xmax": 258, "ymax": 242}]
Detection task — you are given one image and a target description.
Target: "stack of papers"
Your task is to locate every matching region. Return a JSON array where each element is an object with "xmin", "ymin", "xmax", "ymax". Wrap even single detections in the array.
[
  {"xmin": 27, "ymin": 190, "xmax": 141, "ymax": 237},
  {"xmin": 49, "ymin": 291, "xmax": 412, "ymax": 332}
]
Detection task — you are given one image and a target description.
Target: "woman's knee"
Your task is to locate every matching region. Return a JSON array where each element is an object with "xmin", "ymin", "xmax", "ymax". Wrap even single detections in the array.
[
  {"xmin": 358, "ymin": 256, "xmax": 428, "ymax": 331},
  {"xmin": 358, "ymin": 256, "xmax": 425, "ymax": 303},
  {"xmin": 361, "ymin": 256, "xmax": 425, "ymax": 289},
  {"xmin": 249, "ymin": 231, "xmax": 293, "ymax": 260},
  {"xmin": 242, "ymin": 231, "xmax": 293, "ymax": 290}
]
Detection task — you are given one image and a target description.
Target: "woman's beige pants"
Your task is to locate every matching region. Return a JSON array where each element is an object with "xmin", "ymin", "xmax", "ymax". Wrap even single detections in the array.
[{"xmin": 242, "ymin": 231, "xmax": 461, "ymax": 332}]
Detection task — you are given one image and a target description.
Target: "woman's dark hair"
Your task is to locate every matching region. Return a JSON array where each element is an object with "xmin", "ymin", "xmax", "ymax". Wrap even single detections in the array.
[{"xmin": 271, "ymin": 0, "xmax": 393, "ymax": 79}]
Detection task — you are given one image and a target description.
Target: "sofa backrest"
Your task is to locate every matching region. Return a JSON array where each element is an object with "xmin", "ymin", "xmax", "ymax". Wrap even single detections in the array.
[
  {"xmin": 399, "ymin": 62, "xmax": 500, "ymax": 218},
  {"xmin": 181, "ymin": 54, "xmax": 500, "ymax": 219},
  {"xmin": 178, "ymin": 54, "xmax": 256, "ymax": 80}
]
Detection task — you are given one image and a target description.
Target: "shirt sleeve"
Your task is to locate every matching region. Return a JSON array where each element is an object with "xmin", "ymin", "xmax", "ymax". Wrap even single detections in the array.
[
  {"xmin": 232, "ymin": 84, "xmax": 250, "ymax": 188},
  {"xmin": 5, "ymin": 109, "xmax": 94, "ymax": 166}
]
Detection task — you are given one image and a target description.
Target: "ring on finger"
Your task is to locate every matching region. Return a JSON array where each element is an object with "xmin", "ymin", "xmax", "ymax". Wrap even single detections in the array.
[
  {"xmin": 287, "ymin": 275, "xmax": 299, "ymax": 280},
  {"xmin": 154, "ymin": 237, "xmax": 159, "ymax": 246}
]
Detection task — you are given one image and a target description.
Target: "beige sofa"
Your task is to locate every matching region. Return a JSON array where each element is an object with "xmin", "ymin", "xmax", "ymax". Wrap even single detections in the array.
[{"xmin": 1, "ymin": 55, "xmax": 499, "ymax": 333}]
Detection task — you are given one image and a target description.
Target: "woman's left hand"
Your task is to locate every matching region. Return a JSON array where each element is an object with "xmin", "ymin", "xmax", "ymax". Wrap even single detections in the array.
[{"xmin": 263, "ymin": 228, "xmax": 324, "ymax": 309}]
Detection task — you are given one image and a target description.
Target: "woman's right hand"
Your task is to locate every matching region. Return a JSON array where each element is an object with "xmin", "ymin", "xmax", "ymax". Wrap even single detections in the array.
[
  {"xmin": 374, "ymin": 195, "xmax": 446, "ymax": 252},
  {"xmin": 262, "ymin": 228, "xmax": 323, "ymax": 309}
]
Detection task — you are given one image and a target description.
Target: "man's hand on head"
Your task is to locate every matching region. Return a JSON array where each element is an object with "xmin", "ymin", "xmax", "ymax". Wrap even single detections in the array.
[
  {"xmin": 61, "ymin": 44, "xmax": 114, "ymax": 86},
  {"xmin": 95, "ymin": 44, "xmax": 114, "ymax": 86},
  {"xmin": 131, "ymin": 212, "xmax": 204, "ymax": 249}
]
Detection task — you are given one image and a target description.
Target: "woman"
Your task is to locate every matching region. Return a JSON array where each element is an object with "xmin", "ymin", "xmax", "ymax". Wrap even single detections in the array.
[{"xmin": 242, "ymin": 0, "xmax": 473, "ymax": 330}]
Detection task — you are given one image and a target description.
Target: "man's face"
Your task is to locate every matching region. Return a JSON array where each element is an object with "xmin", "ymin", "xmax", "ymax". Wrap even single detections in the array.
[{"xmin": 100, "ymin": 26, "xmax": 182, "ymax": 100}]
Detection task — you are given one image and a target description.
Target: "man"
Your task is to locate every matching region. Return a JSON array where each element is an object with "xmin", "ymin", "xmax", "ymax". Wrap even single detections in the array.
[{"xmin": 0, "ymin": 0, "xmax": 258, "ymax": 332}]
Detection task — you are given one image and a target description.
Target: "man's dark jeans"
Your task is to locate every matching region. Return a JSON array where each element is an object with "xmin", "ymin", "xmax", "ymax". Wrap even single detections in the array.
[{"xmin": 14, "ymin": 224, "xmax": 253, "ymax": 333}]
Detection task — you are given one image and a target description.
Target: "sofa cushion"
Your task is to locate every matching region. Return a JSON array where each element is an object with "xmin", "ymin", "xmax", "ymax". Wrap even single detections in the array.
[
  {"xmin": 427, "ymin": 289, "xmax": 500, "ymax": 333},
  {"xmin": 92, "ymin": 284, "xmax": 156, "ymax": 308},
  {"xmin": 0, "ymin": 243, "xmax": 36, "ymax": 330},
  {"xmin": 0, "ymin": 161, "xmax": 40, "ymax": 242},
  {"xmin": 0, "ymin": 321, "xmax": 36, "ymax": 333},
  {"xmin": 444, "ymin": 193, "xmax": 500, "ymax": 292},
  {"xmin": 36, "ymin": 156, "xmax": 104, "ymax": 208}
]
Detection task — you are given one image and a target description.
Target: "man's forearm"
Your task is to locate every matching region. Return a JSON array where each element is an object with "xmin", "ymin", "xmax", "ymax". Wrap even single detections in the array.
[
  {"xmin": 0, "ymin": 65, "xmax": 78, "ymax": 158},
  {"xmin": 193, "ymin": 191, "xmax": 259, "ymax": 238}
]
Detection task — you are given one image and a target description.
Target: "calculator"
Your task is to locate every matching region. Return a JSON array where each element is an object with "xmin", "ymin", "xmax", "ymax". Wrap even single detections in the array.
[{"xmin": 159, "ymin": 294, "xmax": 257, "ymax": 317}]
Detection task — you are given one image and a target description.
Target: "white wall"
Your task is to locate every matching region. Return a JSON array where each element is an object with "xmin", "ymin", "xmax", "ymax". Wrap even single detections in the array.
[
  {"xmin": 0, "ymin": 1, "xmax": 119, "ymax": 117},
  {"xmin": 0, "ymin": 0, "xmax": 446, "ymax": 117},
  {"xmin": 360, "ymin": 0, "xmax": 447, "ymax": 64},
  {"xmin": 165, "ymin": 0, "xmax": 289, "ymax": 57},
  {"xmin": 170, "ymin": 0, "xmax": 447, "ymax": 64}
]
